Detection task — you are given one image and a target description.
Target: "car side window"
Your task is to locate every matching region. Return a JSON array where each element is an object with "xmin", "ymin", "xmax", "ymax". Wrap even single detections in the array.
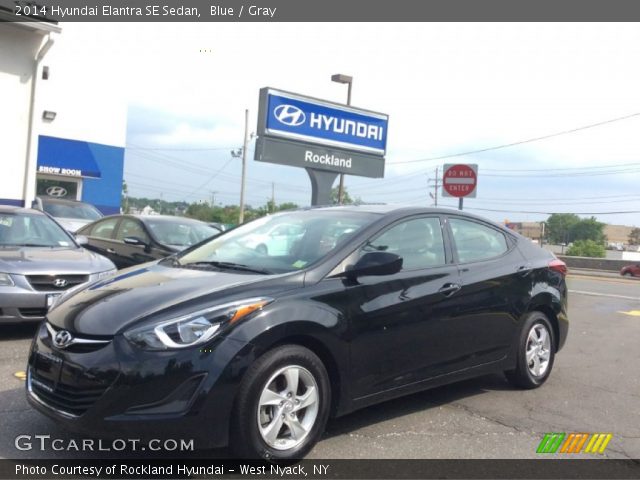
[
  {"xmin": 116, "ymin": 219, "xmax": 149, "ymax": 243},
  {"xmin": 449, "ymin": 218, "xmax": 508, "ymax": 263},
  {"xmin": 88, "ymin": 218, "xmax": 119, "ymax": 239},
  {"xmin": 361, "ymin": 217, "xmax": 446, "ymax": 270}
]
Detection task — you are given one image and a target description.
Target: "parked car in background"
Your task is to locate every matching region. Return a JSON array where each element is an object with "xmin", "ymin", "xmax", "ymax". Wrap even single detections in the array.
[
  {"xmin": 29, "ymin": 206, "xmax": 568, "ymax": 459},
  {"xmin": 33, "ymin": 196, "xmax": 103, "ymax": 233},
  {"xmin": 77, "ymin": 214, "xmax": 220, "ymax": 269},
  {"xmin": 620, "ymin": 264, "xmax": 640, "ymax": 277},
  {"xmin": 237, "ymin": 222, "xmax": 305, "ymax": 255},
  {"xmin": 0, "ymin": 206, "xmax": 116, "ymax": 324}
]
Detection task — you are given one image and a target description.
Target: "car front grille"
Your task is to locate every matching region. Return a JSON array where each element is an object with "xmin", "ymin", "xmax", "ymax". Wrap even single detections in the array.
[
  {"xmin": 19, "ymin": 308, "xmax": 48, "ymax": 318},
  {"xmin": 28, "ymin": 368, "xmax": 108, "ymax": 417},
  {"xmin": 26, "ymin": 274, "xmax": 89, "ymax": 291}
]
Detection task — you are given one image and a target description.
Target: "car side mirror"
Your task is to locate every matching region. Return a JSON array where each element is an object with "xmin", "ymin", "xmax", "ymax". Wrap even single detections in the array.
[
  {"xmin": 123, "ymin": 236, "xmax": 147, "ymax": 246},
  {"xmin": 75, "ymin": 235, "xmax": 89, "ymax": 246},
  {"xmin": 343, "ymin": 251, "xmax": 403, "ymax": 279}
]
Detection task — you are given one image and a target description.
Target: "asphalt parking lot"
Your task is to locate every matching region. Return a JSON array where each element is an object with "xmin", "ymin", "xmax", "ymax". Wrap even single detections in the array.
[{"xmin": 0, "ymin": 275, "xmax": 637, "ymax": 460}]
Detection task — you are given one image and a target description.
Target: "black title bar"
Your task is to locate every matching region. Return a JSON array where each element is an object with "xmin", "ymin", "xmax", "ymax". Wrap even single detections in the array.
[{"xmin": 3, "ymin": 0, "xmax": 640, "ymax": 22}]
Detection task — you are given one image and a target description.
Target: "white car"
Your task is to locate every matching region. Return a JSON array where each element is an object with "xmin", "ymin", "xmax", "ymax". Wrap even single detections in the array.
[{"xmin": 238, "ymin": 223, "xmax": 305, "ymax": 256}]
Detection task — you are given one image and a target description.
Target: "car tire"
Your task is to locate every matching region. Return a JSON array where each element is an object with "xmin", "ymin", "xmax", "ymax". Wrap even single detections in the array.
[
  {"xmin": 505, "ymin": 312, "xmax": 556, "ymax": 390},
  {"xmin": 230, "ymin": 345, "xmax": 331, "ymax": 460},
  {"xmin": 256, "ymin": 244, "xmax": 268, "ymax": 255},
  {"xmin": 623, "ymin": 272, "xmax": 633, "ymax": 277}
]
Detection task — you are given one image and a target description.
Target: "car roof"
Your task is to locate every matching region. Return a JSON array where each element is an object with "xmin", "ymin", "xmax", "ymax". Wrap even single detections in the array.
[
  {"xmin": 123, "ymin": 214, "xmax": 209, "ymax": 225},
  {"xmin": 38, "ymin": 196, "xmax": 92, "ymax": 205},
  {"xmin": 0, "ymin": 205, "xmax": 47, "ymax": 216},
  {"xmin": 297, "ymin": 204, "xmax": 490, "ymax": 219}
]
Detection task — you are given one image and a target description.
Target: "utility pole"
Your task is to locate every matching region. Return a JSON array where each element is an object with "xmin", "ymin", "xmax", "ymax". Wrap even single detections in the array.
[
  {"xmin": 434, "ymin": 166, "xmax": 438, "ymax": 207},
  {"xmin": 210, "ymin": 190, "xmax": 217, "ymax": 207},
  {"xmin": 271, "ymin": 182, "xmax": 275, "ymax": 213},
  {"xmin": 427, "ymin": 166, "xmax": 441, "ymax": 207},
  {"xmin": 239, "ymin": 109, "xmax": 249, "ymax": 224},
  {"xmin": 331, "ymin": 74, "xmax": 353, "ymax": 205}
]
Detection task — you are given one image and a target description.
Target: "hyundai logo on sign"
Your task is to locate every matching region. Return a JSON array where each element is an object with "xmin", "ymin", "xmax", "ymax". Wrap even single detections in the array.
[
  {"xmin": 274, "ymin": 105, "xmax": 306, "ymax": 126},
  {"xmin": 263, "ymin": 89, "xmax": 388, "ymax": 155}
]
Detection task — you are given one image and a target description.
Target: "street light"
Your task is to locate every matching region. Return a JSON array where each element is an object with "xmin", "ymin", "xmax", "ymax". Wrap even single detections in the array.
[{"xmin": 331, "ymin": 73, "xmax": 352, "ymax": 205}]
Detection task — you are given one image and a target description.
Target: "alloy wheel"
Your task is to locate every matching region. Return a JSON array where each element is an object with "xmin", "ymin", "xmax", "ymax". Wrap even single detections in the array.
[
  {"xmin": 526, "ymin": 323, "xmax": 551, "ymax": 377},
  {"xmin": 256, "ymin": 365, "xmax": 319, "ymax": 450}
]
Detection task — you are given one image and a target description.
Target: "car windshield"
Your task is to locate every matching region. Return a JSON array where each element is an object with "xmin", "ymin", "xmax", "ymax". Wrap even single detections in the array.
[
  {"xmin": 0, "ymin": 213, "xmax": 74, "ymax": 247},
  {"xmin": 42, "ymin": 201, "xmax": 103, "ymax": 220},
  {"xmin": 146, "ymin": 220, "xmax": 220, "ymax": 248},
  {"xmin": 176, "ymin": 210, "xmax": 379, "ymax": 273}
]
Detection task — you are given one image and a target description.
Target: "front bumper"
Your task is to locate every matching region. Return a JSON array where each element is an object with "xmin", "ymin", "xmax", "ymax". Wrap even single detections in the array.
[
  {"xmin": 0, "ymin": 287, "xmax": 52, "ymax": 324},
  {"xmin": 26, "ymin": 321, "xmax": 257, "ymax": 449}
]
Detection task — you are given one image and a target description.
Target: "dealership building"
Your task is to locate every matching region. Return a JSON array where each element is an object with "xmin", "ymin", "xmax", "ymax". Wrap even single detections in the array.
[{"xmin": 0, "ymin": 12, "xmax": 126, "ymax": 214}]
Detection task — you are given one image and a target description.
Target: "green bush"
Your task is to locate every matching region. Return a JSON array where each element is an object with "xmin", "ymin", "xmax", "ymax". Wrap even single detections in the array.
[{"xmin": 566, "ymin": 239, "xmax": 606, "ymax": 258}]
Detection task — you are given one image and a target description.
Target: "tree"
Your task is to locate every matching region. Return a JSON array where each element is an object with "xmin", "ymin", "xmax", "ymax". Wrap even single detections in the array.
[
  {"xmin": 546, "ymin": 213, "xmax": 579, "ymax": 244},
  {"xmin": 121, "ymin": 180, "xmax": 129, "ymax": 214},
  {"xmin": 566, "ymin": 239, "xmax": 606, "ymax": 258},
  {"xmin": 629, "ymin": 227, "xmax": 640, "ymax": 246},
  {"xmin": 570, "ymin": 216, "xmax": 605, "ymax": 244},
  {"xmin": 329, "ymin": 187, "xmax": 363, "ymax": 205}
]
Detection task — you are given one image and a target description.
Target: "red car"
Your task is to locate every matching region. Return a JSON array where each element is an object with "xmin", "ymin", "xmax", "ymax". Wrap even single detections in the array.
[{"xmin": 620, "ymin": 264, "xmax": 640, "ymax": 277}]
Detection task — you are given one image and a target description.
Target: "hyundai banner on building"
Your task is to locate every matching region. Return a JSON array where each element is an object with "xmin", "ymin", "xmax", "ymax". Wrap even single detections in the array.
[{"xmin": 255, "ymin": 87, "xmax": 388, "ymax": 178}]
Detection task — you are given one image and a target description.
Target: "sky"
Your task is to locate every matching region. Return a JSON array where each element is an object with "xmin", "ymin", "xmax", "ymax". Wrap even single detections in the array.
[{"xmin": 59, "ymin": 22, "xmax": 640, "ymax": 225}]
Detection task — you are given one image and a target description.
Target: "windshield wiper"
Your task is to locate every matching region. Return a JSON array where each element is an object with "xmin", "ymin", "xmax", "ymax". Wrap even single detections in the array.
[{"xmin": 182, "ymin": 261, "xmax": 272, "ymax": 275}]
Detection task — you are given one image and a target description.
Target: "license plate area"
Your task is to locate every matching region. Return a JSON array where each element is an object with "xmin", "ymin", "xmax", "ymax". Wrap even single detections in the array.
[
  {"xmin": 33, "ymin": 351, "xmax": 64, "ymax": 386},
  {"xmin": 46, "ymin": 293, "xmax": 61, "ymax": 309}
]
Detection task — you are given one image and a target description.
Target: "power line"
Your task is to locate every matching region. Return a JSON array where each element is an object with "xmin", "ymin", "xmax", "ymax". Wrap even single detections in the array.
[
  {"xmin": 389, "ymin": 111, "xmax": 640, "ymax": 165},
  {"xmin": 437, "ymin": 204, "xmax": 640, "ymax": 215}
]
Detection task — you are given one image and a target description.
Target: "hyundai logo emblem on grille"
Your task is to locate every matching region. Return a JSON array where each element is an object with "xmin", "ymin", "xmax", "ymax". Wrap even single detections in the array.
[
  {"xmin": 45, "ymin": 186, "xmax": 68, "ymax": 197},
  {"xmin": 53, "ymin": 330, "xmax": 73, "ymax": 348},
  {"xmin": 53, "ymin": 278, "xmax": 68, "ymax": 288},
  {"xmin": 273, "ymin": 104, "xmax": 306, "ymax": 127}
]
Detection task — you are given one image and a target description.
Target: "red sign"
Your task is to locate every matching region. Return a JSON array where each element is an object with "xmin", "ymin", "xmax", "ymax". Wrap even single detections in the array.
[{"xmin": 442, "ymin": 164, "xmax": 478, "ymax": 198}]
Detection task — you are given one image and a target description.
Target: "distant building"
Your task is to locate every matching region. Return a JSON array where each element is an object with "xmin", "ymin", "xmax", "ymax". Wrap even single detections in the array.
[
  {"xmin": 604, "ymin": 224, "xmax": 634, "ymax": 245},
  {"xmin": 505, "ymin": 222, "xmax": 543, "ymax": 241}
]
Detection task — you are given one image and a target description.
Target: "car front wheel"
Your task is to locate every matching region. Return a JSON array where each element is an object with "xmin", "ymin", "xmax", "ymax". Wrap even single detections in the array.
[
  {"xmin": 230, "ymin": 345, "xmax": 331, "ymax": 459},
  {"xmin": 505, "ymin": 312, "xmax": 556, "ymax": 389}
]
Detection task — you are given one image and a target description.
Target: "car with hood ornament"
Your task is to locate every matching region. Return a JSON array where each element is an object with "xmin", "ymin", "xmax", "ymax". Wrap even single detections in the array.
[{"xmin": 0, "ymin": 205, "xmax": 116, "ymax": 324}]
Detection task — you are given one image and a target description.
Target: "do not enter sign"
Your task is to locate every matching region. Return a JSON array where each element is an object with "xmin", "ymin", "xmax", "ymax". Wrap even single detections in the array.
[{"xmin": 442, "ymin": 164, "xmax": 478, "ymax": 198}]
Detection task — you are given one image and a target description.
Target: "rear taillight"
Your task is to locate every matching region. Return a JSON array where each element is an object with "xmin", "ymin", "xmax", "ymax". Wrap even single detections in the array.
[{"xmin": 549, "ymin": 258, "xmax": 568, "ymax": 276}]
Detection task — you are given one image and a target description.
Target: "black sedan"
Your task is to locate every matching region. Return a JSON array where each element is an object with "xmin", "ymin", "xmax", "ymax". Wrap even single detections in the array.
[
  {"xmin": 27, "ymin": 206, "xmax": 568, "ymax": 460},
  {"xmin": 76, "ymin": 214, "xmax": 221, "ymax": 269}
]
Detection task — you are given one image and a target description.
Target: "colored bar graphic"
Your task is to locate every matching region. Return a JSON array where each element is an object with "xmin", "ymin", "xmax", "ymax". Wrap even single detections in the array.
[{"xmin": 538, "ymin": 433, "xmax": 613, "ymax": 454}]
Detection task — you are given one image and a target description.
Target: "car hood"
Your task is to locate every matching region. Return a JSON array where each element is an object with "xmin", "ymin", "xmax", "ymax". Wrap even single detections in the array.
[
  {"xmin": 47, "ymin": 262, "xmax": 282, "ymax": 336},
  {"xmin": 0, "ymin": 246, "xmax": 114, "ymax": 275}
]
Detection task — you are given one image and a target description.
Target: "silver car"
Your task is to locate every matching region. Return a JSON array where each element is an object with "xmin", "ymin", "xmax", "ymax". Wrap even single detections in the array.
[
  {"xmin": 34, "ymin": 196, "xmax": 103, "ymax": 233},
  {"xmin": 0, "ymin": 206, "xmax": 116, "ymax": 324}
]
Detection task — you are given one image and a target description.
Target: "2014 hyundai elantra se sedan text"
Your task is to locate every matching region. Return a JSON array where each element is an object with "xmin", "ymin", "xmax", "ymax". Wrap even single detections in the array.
[{"xmin": 27, "ymin": 206, "xmax": 568, "ymax": 459}]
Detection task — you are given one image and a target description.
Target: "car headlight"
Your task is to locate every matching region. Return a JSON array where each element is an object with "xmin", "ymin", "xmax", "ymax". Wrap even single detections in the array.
[
  {"xmin": 0, "ymin": 273, "xmax": 14, "ymax": 287},
  {"xmin": 124, "ymin": 297, "xmax": 272, "ymax": 350}
]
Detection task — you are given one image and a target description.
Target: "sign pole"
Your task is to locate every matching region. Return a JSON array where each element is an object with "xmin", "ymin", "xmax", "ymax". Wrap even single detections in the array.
[
  {"xmin": 238, "ymin": 108, "xmax": 249, "ymax": 224},
  {"xmin": 458, "ymin": 197, "xmax": 463, "ymax": 210}
]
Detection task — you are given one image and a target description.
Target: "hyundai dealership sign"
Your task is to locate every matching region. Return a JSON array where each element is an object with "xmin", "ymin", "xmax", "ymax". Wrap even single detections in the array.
[
  {"xmin": 263, "ymin": 89, "xmax": 388, "ymax": 155},
  {"xmin": 256, "ymin": 87, "xmax": 388, "ymax": 178}
]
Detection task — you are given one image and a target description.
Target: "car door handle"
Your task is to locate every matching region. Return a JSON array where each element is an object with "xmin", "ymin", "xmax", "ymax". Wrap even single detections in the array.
[
  {"xmin": 106, "ymin": 248, "xmax": 116, "ymax": 254},
  {"xmin": 438, "ymin": 283, "xmax": 461, "ymax": 297},
  {"xmin": 517, "ymin": 265, "xmax": 532, "ymax": 276}
]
